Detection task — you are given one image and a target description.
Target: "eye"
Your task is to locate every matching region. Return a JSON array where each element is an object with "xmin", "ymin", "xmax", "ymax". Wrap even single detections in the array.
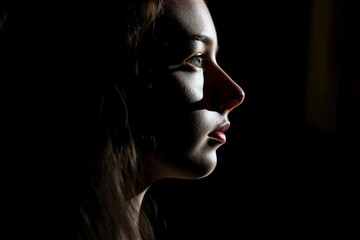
[{"xmin": 185, "ymin": 55, "xmax": 204, "ymax": 68}]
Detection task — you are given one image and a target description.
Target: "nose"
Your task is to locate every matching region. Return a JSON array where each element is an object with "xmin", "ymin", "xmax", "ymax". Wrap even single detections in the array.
[{"xmin": 207, "ymin": 64, "xmax": 245, "ymax": 114}]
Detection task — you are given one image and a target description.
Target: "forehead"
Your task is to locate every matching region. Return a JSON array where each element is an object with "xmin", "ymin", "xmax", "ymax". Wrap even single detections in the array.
[{"xmin": 162, "ymin": 0, "xmax": 217, "ymax": 42}]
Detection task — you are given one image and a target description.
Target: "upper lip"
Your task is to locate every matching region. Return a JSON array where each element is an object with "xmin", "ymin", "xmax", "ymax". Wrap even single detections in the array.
[{"xmin": 216, "ymin": 121, "xmax": 230, "ymax": 133}]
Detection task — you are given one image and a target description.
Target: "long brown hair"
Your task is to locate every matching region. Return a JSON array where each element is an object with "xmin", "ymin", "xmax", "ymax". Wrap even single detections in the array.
[{"xmin": 79, "ymin": 1, "xmax": 165, "ymax": 239}]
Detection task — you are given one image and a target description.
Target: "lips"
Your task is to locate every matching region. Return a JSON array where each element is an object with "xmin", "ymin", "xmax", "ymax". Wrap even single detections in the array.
[
  {"xmin": 209, "ymin": 131, "xmax": 226, "ymax": 143},
  {"xmin": 208, "ymin": 122, "xmax": 230, "ymax": 144}
]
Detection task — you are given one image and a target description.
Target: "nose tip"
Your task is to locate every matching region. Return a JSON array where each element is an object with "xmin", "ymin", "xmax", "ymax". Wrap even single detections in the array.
[
  {"xmin": 208, "ymin": 63, "xmax": 245, "ymax": 113},
  {"xmin": 238, "ymin": 86, "xmax": 245, "ymax": 105},
  {"xmin": 234, "ymin": 85, "xmax": 245, "ymax": 106},
  {"xmin": 221, "ymin": 84, "xmax": 245, "ymax": 113}
]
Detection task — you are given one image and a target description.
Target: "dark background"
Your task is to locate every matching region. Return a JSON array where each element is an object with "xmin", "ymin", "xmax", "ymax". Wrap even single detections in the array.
[{"xmin": 149, "ymin": 1, "xmax": 359, "ymax": 239}]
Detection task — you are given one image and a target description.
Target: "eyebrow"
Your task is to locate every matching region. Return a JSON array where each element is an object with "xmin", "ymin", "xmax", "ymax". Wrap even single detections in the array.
[
  {"xmin": 187, "ymin": 34, "xmax": 219, "ymax": 52},
  {"xmin": 188, "ymin": 34, "xmax": 211, "ymax": 43}
]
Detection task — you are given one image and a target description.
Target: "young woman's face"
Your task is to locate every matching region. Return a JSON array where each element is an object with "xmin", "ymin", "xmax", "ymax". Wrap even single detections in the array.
[{"xmin": 147, "ymin": 0, "xmax": 245, "ymax": 181}]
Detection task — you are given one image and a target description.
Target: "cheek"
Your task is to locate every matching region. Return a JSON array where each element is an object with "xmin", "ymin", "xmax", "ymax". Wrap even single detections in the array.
[
  {"xmin": 157, "ymin": 110, "xmax": 210, "ymax": 161},
  {"xmin": 168, "ymin": 71, "xmax": 204, "ymax": 104},
  {"xmin": 148, "ymin": 71, "xmax": 208, "ymax": 147}
]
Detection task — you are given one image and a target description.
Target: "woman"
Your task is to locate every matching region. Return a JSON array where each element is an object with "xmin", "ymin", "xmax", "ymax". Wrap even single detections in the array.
[{"xmin": 78, "ymin": 0, "xmax": 245, "ymax": 239}]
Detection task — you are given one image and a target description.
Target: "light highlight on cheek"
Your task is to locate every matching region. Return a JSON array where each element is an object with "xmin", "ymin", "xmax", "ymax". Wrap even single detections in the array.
[
  {"xmin": 172, "ymin": 71, "xmax": 204, "ymax": 103},
  {"xmin": 184, "ymin": 84, "xmax": 203, "ymax": 103}
]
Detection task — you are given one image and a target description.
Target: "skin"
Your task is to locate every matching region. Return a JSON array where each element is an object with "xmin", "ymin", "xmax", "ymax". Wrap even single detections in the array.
[{"xmin": 135, "ymin": 0, "xmax": 245, "ymax": 215}]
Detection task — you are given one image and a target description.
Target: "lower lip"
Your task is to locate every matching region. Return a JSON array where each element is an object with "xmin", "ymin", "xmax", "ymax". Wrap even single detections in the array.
[{"xmin": 209, "ymin": 131, "xmax": 226, "ymax": 143}]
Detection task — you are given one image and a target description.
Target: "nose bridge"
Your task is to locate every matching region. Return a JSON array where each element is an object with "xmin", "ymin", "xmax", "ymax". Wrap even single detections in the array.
[{"xmin": 208, "ymin": 64, "xmax": 245, "ymax": 113}]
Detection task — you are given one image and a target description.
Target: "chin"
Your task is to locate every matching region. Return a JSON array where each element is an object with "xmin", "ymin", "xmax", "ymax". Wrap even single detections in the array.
[
  {"xmin": 153, "ymin": 149, "xmax": 218, "ymax": 180},
  {"xmin": 175, "ymin": 154, "xmax": 218, "ymax": 179}
]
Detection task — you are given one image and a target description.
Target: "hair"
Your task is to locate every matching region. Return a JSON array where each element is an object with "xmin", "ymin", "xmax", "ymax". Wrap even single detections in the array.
[
  {"xmin": 78, "ymin": 0, "xmax": 166, "ymax": 239},
  {"xmin": 0, "ymin": 1, "xmax": 170, "ymax": 239}
]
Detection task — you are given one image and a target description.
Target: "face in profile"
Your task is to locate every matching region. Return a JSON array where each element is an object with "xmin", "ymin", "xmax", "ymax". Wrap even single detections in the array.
[{"xmin": 145, "ymin": 0, "xmax": 245, "ymax": 181}]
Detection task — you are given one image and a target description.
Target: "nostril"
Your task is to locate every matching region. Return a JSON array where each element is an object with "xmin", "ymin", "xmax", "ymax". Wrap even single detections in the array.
[{"xmin": 220, "ymin": 97, "xmax": 243, "ymax": 113}]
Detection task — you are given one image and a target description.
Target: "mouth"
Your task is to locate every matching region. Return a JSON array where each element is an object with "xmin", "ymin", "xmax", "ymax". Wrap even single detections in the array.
[
  {"xmin": 208, "ymin": 122, "xmax": 230, "ymax": 144},
  {"xmin": 208, "ymin": 131, "xmax": 226, "ymax": 143}
]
